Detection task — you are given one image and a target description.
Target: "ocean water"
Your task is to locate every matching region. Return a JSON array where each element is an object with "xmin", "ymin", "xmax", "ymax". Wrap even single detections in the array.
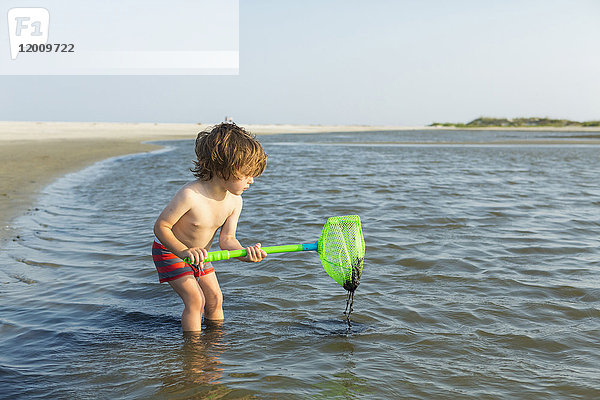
[{"xmin": 1, "ymin": 130, "xmax": 599, "ymax": 399}]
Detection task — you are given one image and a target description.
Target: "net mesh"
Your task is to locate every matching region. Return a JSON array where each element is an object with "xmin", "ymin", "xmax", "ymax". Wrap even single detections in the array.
[{"xmin": 317, "ymin": 215, "xmax": 365, "ymax": 292}]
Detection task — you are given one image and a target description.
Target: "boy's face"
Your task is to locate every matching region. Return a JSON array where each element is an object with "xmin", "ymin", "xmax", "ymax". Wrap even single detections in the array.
[{"xmin": 224, "ymin": 175, "xmax": 254, "ymax": 196}]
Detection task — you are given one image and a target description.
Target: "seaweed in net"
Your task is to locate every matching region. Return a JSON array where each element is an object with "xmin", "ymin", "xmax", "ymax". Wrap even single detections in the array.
[{"xmin": 342, "ymin": 256, "xmax": 363, "ymax": 327}]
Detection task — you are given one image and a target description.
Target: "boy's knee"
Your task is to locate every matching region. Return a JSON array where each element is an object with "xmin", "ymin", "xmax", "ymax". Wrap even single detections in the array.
[
  {"xmin": 185, "ymin": 291, "xmax": 206, "ymax": 311},
  {"xmin": 204, "ymin": 289, "xmax": 223, "ymax": 311}
]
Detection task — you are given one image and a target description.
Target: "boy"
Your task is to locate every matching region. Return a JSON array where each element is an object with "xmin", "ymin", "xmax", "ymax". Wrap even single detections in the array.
[{"xmin": 153, "ymin": 123, "xmax": 268, "ymax": 332}]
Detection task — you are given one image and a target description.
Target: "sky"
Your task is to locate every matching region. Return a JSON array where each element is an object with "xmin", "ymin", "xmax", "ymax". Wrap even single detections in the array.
[{"xmin": 1, "ymin": 0, "xmax": 599, "ymax": 126}]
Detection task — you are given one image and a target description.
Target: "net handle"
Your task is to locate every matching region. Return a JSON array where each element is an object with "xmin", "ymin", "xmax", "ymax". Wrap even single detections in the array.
[{"xmin": 184, "ymin": 241, "xmax": 318, "ymax": 264}]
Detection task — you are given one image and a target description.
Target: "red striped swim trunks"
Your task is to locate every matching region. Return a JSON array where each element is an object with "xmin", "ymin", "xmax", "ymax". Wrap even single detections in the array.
[{"xmin": 152, "ymin": 239, "xmax": 214, "ymax": 283}]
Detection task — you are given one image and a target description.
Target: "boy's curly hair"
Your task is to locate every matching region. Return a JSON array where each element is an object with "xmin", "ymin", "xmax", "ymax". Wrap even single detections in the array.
[{"xmin": 191, "ymin": 123, "xmax": 267, "ymax": 181}]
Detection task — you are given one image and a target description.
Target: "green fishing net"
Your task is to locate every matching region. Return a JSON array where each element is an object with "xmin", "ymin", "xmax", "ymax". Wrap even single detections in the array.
[
  {"xmin": 317, "ymin": 215, "xmax": 365, "ymax": 324},
  {"xmin": 318, "ymin": 215, "xmax": 365, "ymax": 292}
]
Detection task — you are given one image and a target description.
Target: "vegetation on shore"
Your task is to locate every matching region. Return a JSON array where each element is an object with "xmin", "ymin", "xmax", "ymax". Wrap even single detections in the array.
[{"xmin": 430, "ymin": 117, "xmax": 600, "ymax": 128}]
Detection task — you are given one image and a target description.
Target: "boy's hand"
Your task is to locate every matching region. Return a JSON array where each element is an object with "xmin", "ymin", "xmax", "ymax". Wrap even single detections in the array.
[
  {"xmin": 243, "ymin": 243, "xmax": 267, "ymax": 263},
  {"xmin": 180, "ymin": 247, "xmax": 208, "ymax": 266}
]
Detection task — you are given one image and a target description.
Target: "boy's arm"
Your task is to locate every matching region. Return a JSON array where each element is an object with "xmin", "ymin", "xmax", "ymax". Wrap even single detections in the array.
[
  {"xmin": 218, "ymin": 197, "xmax": 266, "ymax": 262},
  {"xmin": 154, "ymin": 188, "xmax": 207, "ymax": 265}
]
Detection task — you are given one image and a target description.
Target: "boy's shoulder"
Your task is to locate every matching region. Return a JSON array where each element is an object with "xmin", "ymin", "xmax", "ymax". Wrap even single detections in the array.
[
  {"xmin": 176, "ymin": 180, "xmax": 202, "ymax": 196},
  {"xmin": 181, "ymin": 180, "xmax": 203, "ymax": 191},
  {"xmin": 178, "ymin": 180, "xmax": 242, "ymax": 206},
  {"xmin": 170, "ymin": 181, "xmax": 206, "ymax": 204}
]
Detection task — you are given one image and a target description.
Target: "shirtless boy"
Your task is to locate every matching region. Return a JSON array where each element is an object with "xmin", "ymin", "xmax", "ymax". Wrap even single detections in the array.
[{"xmin": 153, "ymin": 123, "xmax": 268, "ymax": 332}]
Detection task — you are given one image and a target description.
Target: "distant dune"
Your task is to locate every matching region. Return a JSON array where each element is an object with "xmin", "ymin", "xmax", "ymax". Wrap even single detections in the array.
[{"xmin": 430, "ymin": 117, "xmax": 600, "ymax": 130}]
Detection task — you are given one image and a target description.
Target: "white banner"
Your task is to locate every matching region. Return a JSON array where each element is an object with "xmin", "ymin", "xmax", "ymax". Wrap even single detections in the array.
[{"xmin": 2, "ymin": 0, "xmax": 239, "ymax": 75}]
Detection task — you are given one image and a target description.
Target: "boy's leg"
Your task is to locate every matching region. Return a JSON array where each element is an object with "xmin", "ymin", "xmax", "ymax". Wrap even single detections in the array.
[
  {"xmin": 168, "ymin": 275, "xmax": 206, "ymax": 332},
  {"xmin": 197, "ymin": 272, "xmax": 224, "ymax": 321}
]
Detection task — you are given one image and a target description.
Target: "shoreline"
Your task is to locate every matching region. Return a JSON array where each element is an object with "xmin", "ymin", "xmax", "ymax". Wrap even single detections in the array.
[
  {"xmin": 0, "ymin": 138, "xmax": 165, "ymax": 242},
  {"xmin": 2, "ymin": 121, "xmax": 600, "ymax": 242},
  {"xmin": 0, "ymin": 121, "xmax": 406, "ymax": 241}
]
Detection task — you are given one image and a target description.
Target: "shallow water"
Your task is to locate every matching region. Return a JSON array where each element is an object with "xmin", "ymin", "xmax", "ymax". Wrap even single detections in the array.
[{"xmin": 1, "ymin": 130, "xmax": 599, "ymax": 399}]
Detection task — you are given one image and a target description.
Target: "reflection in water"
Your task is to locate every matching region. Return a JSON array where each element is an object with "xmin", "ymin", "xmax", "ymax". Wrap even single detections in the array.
[
  {"xmin": 157, "ymin": 324, "xmax": 231, "ymax": 398},
  {"xmin": 181, "ymin": 325, "xmax": 226, "ymax": 385}
]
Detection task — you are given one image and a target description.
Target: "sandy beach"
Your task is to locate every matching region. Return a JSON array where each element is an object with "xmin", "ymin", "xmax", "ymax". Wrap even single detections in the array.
[
  {"xmin": 0, "ymin": 121, "xmax": 407, "ymax": 241},
  {"xmin": 1, "ymin": 121, "xmax": 600, "ymax": 241}
]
